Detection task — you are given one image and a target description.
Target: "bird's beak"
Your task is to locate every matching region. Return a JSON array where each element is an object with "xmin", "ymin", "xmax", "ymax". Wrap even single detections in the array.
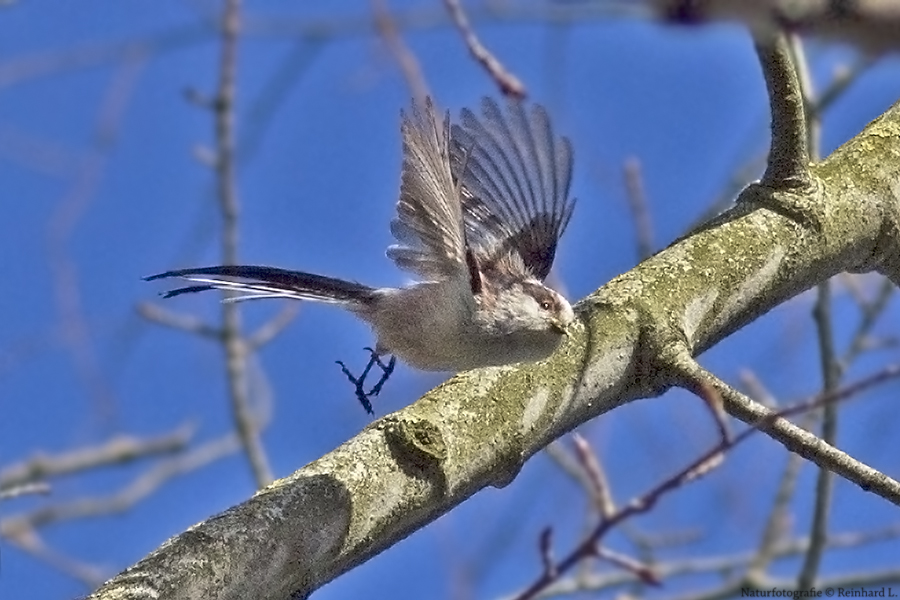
[{"xmin": 551, "ymin": 319, "xmax": 570, "ymax": 335}]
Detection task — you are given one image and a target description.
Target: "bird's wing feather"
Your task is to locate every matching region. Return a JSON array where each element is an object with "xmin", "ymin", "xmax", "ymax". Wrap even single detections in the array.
[
  {"xmin": 386, "ymin": 98, "xmax": 467, "ymax": 281},
  {"xmin": 450, "ymin": 97, "xmax": 575, "ymax": 281}
]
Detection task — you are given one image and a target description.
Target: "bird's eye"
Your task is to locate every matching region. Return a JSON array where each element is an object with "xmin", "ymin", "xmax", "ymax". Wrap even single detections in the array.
[{"xmin": 539, "ymin": 300, "xmax": 551, "ymax": 310}]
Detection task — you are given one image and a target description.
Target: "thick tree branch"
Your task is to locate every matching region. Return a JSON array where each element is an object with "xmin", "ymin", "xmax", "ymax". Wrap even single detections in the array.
[
  {"xmin": 88, "ymin": 96, "xmax": 900, "ymax": 600},
  {"xmin": 655, "ymin": 0, "xmax": 900, "ymax": 53}
]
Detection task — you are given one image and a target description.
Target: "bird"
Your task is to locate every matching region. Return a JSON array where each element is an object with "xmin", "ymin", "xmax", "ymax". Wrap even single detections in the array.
[{"xmin": 145, "ymin": 96, "xmax": 576, "ymax": 413}]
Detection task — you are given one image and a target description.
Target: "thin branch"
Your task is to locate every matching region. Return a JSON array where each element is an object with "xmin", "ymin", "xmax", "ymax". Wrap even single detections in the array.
[
  {"xmin": 813, "ymin": 56, "xmax": 878, "ymax": 117},
  {"xmin": 623, "ymin": 157, "xmax": 655, "ymax": 261},
  {"xmin": 514, "ymin": 424, "xmax": 731, "ymax": 599},
  {"xmin": 787, "ymin": 33, "xmax": 818, "ymax": 161},
  {"xmin": 213, "ymin": 0, "xmax": 273, "ymax": 488},
  {"xmin": 543, "ymin": 441, "xmax": 600, "ymax": 498},
  {"xmin": 512, "ymin": 365, "xmax": 900, "ymax": 599},
  {"xmin": 247, "ymin": 303, "xmax": 301, "ymax": 350},
  {"xmin": 754, "ymin": 33, "xmax": 810, "ymax": 188},
  {"xmin": 524, "ymin": 525, "xmax": 900, "ymax": 598},
  {"xmin": 46, "ymin": 57, "xmax": 144, "ymax": 422},
  {"xmin": 738, "ymin": 369, "xmax": 778, "ymax": 408},
  {"xmin": 571, "ymin": 433, "xmax": 616, "ymax": 518},
  {"xmin": 538, "ymin": 528, "xmax": 556, "ymax": 579},
  {"xmin": 794, "ymin": 34, "xmax": 835, "ymax": 591},
  {"xmin": 842, "ymin": 277, "xmax": 895, "ymax": 367},
  {"xmin": 748, "ymin": 411, "xmax": 812, "ymax": 577},
  {"xmin": 0, "ymin": 425, "xmax": 194, "ymax": 489},
  {"xmin": 137, "ymin": 301, "xmax": 222, "ymax": 338},
  {"xmin": 443, "ymin": 0, "xmax": 525, "ymax": 98},
  {"xmin": 1, "ymin": 433, "xmax": 240, "ymax": 586},
  {"xmin": 1, "ymin": 434, "xmax": 239, "ymax": 534},
  {"xmin": 0, "ymin": 122, "xmax": 88, "ymax": 178},
  {"xmin": 372, "ymin": 0, "xmax": 431, "ymax": 106},
  {"xmin": 9, "ymin": 529, "xmax": 107, "ymax": 588},
  {"xmin": 0, "ymin": 26, "xmax": 205, "ymax": 88},
  {"xmin": 718, "ymin": 364, "xmax": 900, "ymax": 504},
  {"xmin": 594, "ymin": 546, "xmax": 659, "ymax": 586},
  {"xmin": 0, "ymin": 482, "xmax": 51, "ymax": 501},
  {"xmin": 800, "ymin": 269, "xmax": 838, "ymax": 590},
  {"xmin": 238, "ymin": 39, "xmax": 325, "ymax": 166}
]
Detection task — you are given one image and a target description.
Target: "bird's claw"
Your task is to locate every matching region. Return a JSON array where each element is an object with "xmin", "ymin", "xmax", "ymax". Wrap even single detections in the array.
[{"xmin": 336, "ymin": 348, "xmax": 396, "ymax": 415}]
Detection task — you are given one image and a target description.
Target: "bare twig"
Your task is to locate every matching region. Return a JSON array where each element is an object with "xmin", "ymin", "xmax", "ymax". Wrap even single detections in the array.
[
  {"xmin": 443, "ymin": 0, "xmax": 525, "ymax": 98},
  {"xmin": 523, "ymin": 525, "xmax": 900, "ymax": 598},
  {"xmin": 723, "ymin": 364, "xmax": 900, "ymax": 504},
  {"xmin": 595, "ymin": 546, "xmax": 659, "ymax": 585},
  {"xmin": 0, "ymin": 28, "xmax": 202, "ymax": 88},
  {"xmin": 538, "ymin": 528, "xmax": 556, "ymax": 578},
  {"xmin": 748, "ymin": 411, "xmax": 813, "ymax": 577},
  {"xmin": 514, "ymin": 430, "xmax": 728, "ymax": 599},
  {"xmin": 791, "ymin": 34, "xmax": 836, "ymax": 591},
  {"xmin": 0, "ymin": 122, "xmax": 87, "ymax": 178},
  {"xmin": 0, "ymin": 482, "xmax": 51, "ymax": 501},
  {"xmin": 623, "ymin": 157, "xmax": 655, "ymax": 261},
  {"xmin": 213, "ymin": 0, "xmax": 273, "ymax": 488},
  {"xmin": 754, "ymin": 33, "xmax": 810, "ymax": 189},
  {"xmin": 543, "ymin": 441, "xmax": 600, "ymax": 498},
  {"xmin": 842, "ymin": 277, "xmax": 895, "ymax": 368},
  {"xmin": 247, "ymin": 303, "xmax": 301, "ymax": 350},
  {"xmin": 813, "ymin": 56, "xmax": 878, "ymax": 118},
  {"xmin": 738, "ymin": 369, "xmax": 778, "ymax": 408},
  {"xmin": 513, "ymin": 365, "xmax": 900, "ymax": 599},
  {"xmin": 9, "ymin": 529, "xmax": 107, "ymax": 587},
  {"xmin": 372, "ymin": 0, "xmax": 431, "ymax": 106},
  {"xmin": 571, "ymin": 433, "xmax": 615, "ymax": 518},
  {"xmin": 800, "ymin": 257, "xmax": 838, "ymax": 591},
  {"xmin": 137, "ymin": 301, "xmax": 222, "ymax": 338},
  {"xmin": 46, "ymin": 56, "xmax": 144, "ymax": 422},
  {"xmin": 0, "ymin": 425, "xmax": 194, "ymax": 489},
  {"xmin": 1, "ymin": 434, "xmax": 240, "ymax": 535},
  {"xmin": 1, "ymin": 433, "xmax": 240, "ymax": 586}
]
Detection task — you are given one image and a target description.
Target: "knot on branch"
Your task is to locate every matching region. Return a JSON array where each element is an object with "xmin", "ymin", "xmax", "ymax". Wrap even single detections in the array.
[
  {"xmin": 381, "ymin": 416, "xmax": 448, "ymax": 493},
  {"xmin": 868, "ymin": 196, "xmax": 900, "ymax": 287},
  {"xmin": 737, "ymin": 179, "xmax": 826, "ymax": 234}
]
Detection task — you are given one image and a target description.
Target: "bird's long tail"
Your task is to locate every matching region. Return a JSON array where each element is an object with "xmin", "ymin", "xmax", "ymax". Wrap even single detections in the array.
[{"xmin": 144, "ymin": 265, "xmax": 378, "ymax": 306}]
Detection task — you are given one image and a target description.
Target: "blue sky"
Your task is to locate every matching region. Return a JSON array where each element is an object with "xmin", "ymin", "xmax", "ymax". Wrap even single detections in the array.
[{"xmin": 2, "ymin": 3, "xmax": 900, "ymax": 600}]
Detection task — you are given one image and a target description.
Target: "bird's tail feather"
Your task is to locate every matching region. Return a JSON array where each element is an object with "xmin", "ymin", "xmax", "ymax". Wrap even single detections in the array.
[{"xmin": 144, "ymin": 265, "xmax": 378, "ymax": 306}]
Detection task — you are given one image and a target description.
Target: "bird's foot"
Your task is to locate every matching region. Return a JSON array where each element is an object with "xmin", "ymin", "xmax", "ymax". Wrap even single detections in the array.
[{"xmin": 336, "ymin": 348, "xmax": 396, "ymax": 415}]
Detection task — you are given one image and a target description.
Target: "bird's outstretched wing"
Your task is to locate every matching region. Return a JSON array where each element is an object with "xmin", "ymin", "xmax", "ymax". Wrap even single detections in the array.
[
  {"xmin": 386, "ymin": 98, "xmax": 468, "ymax": 281},
  {"xmin": 450, "ymin": 97, "xmax": 575, "ymax": 282}
]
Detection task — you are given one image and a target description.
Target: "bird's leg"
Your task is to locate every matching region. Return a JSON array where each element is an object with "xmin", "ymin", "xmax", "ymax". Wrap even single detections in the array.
[
  {"xmin": 336, "ymin": 355, "xmax": 377, "ymax": 415},
  {"xmin": 365, "ymin": 349, "xmax": 396, "ymax": 398},
  {"xmin": 335, "ymin": 348, "xmax": 395, "ymax": 415}
]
